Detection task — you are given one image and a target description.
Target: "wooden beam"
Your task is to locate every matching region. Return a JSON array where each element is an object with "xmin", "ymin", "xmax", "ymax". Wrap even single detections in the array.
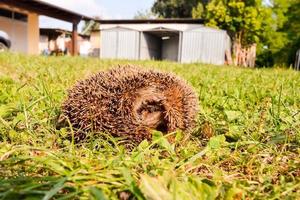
[
  {"xmin": 72, "ymin": 23, "xmax": 79, "ymax": 56},
  {"xmin": 1, "ymin": 0, "xmax": 82, "ymax": 23}
]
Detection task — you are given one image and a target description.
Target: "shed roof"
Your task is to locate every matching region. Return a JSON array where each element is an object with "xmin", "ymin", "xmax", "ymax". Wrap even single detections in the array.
[
  {"xmin": 98, "ymin": 18, "xmax": 209, "ymax": 32},
  {"xmin": 100, "ymin": 23, "xmax": 205, "ymax": 32},
  {"xmin": 1, "ymin": 0, "xmax": 93, "ymax": 23},
  {"xmin": 97, "ymin": 18, "xmax": 204, "ymax": 24}
]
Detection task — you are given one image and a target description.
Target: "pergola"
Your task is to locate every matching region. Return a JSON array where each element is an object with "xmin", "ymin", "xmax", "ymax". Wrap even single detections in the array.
[{"xmin": 1, "ymin": 0, "xmax": 93, "ymax": 55}]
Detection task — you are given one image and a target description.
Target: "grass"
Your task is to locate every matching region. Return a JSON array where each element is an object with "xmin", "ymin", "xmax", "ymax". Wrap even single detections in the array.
[{"xmin": 0, "ymin": 52, "xmax": 299, "ymax": 200}]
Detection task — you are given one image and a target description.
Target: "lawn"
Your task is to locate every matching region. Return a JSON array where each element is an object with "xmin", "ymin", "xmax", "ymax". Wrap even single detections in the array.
[{"xmin": 0, "ymin": 53, "xmax": 299, "ymax": 200}]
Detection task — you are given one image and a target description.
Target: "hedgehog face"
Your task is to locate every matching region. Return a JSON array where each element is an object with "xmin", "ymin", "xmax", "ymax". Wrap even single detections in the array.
[
  {"xmin": 133, "ymin": 87, "xmax": 169, "ymax": 133},
  {"xmin": 136, "ymin": 98, "xmax": 168, "ymax": 132}
]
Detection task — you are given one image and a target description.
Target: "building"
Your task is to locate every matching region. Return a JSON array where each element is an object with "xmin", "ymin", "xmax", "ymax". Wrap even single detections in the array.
[
  {"xmin": 39, "ymin": 28, "xmax": 91, "ymax": 56},
  {"xmin": 97, "ymin": 19, "xmax": 231, "ymax": 65},
  {"xmin": 0, "ymin": 0, "xmax": 92, "ymax": 55},
  {"xmin": 89, "ymin": 30, "xmax": 101, "ymax": 57}
]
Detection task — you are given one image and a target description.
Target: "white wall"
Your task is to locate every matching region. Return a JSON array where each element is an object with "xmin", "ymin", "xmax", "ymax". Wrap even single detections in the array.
[
  {"xmin": 39, "ymin": 35, "xmax": 48, "ymax": 53},
  {"xmin": 0, "ymin": 16, "xmax": 28, "ymax": 53}
]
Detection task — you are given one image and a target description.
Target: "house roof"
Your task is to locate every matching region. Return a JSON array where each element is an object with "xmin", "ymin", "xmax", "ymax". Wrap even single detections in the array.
[
  {"xmin": 1, "ymin": 0, "xmax": 93, "ymax": 23},
  {"xmin": 40, "ymin": 28, "xmax": 90, "ymax": 38},
  {"xmin": 96, "ymin": 18, "xmax": 204, "ymax": 24}
]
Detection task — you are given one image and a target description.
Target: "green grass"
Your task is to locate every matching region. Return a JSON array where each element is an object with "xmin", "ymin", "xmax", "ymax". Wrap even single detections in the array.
[{"xmin": 0, "ymin": 52, "xmax": 299, "ymax": 200}]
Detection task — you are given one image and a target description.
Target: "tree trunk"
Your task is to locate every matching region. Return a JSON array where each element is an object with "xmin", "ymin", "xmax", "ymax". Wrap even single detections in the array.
[{"xmin": 232, "ymin": 33, "xmax": 256, "ymax": 67}]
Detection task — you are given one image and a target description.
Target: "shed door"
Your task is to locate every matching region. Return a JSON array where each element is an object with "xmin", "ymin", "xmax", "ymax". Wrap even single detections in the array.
[
  {"xmin": 100, "ymin": 29, "xmax": 139, "ymax": 59},
  {"xmin": 117, "ymin": 31, "xmax": 139, "ymax": 59},
  {"xmin": 100, "ymin": 31, "xmax": 117, "ymax": 58},
  {"xmin": 181, "ymin": 31, "xmax": 225, "ymax": 65}
]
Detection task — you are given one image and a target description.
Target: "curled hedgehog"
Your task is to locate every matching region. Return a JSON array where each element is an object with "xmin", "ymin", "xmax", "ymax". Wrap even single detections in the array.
[{"xmin": 61, "ymin": 66, "xmax": 198, "ymax": 143}]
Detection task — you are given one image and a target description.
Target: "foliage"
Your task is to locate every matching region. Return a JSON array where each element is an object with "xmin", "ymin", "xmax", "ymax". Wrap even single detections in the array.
[
  {"xmin": 275, "ymin": 0, "xmax": 300, "ymax": 66},
  {"xmin": 81, "ymin": 17, "xmax": 100, "ymax": 35},
  {"xmin": 134, "ymin": 9, "xmax": 157, "ymax": 19},
  {"xmin": 255, "ymin": 0, "xmax": 293, "ymax": 67},
  {"xmin": 191, "ymin": 2, "xmax": 204, "ymax": 19},
  {"xmin": 0, "ymin": 53, "xmax": 300, "ymax": 199},
  {"xmin": 151, "ymin": 0, "xmax": 208, "ymax": 18},
  {"xmin": 193, "ymin": 0, "xmax": 278, "ymax": 47}
]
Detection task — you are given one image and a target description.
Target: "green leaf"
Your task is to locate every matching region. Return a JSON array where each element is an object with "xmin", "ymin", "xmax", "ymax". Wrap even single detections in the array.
[
  {"xmin": 224, "ymin": 110, "xmax": 242, "ymax": 122},
  {"xmin": 42, "ymin": 177, "xmax": 67, "ymax": 200},
  {"xmin": 137, "ymin": 140, "xmax": 149, "ymax": 150},
  {"xmin": 90, "ymin": 187, "xmax": 107, "ymax": 200},
  {"xmin": 152, "ymin": 131, "xmax": 175, "ymax": 154},
  {"xmin": 121, "ymin": 168, "xmax": 145, "ymax": 200},
  {"xmin": 207, "ymin": 135, "xmax": 227, "ymax": 150},
  {"xmin": 174, "ymin": 131, "xmax": 183, "ymax": 142},
  {"xmin": 140, "ymin": 174, "xmax": 172, "ymax": 200}
]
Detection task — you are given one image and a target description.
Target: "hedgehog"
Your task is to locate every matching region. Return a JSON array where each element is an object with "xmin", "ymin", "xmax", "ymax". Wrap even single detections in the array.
[{"xmin": 61, "ymin": 65, "xmax": 199, "ymax": 143}]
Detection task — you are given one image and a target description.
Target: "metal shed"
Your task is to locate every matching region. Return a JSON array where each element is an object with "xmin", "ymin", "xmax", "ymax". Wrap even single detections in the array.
[{"xmin": 98, "ymin": 19, "xmax": 231, "ymax": 65}]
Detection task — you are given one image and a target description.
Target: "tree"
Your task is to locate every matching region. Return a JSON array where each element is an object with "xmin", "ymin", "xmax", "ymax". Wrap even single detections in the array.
[
  {"xmin": 192, "ymin": 0, "xmax": 291, "ymax": 67},
  {"xmin": 151, "ymin": 0, "xmax": 209, "ymax": 18},
  {"xmin": 256, "ymin": 0, "xmax": 292, "ymax": 67},
  {"xmin": 275, "ymin": 0, "xmax": 300, "ymax": 67},
  {"xmin": 196, "ymin": 1, "xmax": 271, "ymax": 45},
  {"xmin": 81, "ymin": 16, "xmax": 101, "ymax": 35},
  {"xmin": 134, "ymin": 9, "xmax": 157, "ymax": 19}
]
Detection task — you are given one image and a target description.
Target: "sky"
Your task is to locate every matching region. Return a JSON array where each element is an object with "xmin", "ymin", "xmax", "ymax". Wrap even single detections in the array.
[{"xmin": 40, "ymin": 0, "xmax": 154, "ymax": 31}]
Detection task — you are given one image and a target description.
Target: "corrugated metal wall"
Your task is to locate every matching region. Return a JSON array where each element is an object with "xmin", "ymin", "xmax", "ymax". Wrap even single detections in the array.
[
  {"xmin": 181, "ymin": 28, "xmax": 228, "ymax": 65},
  {"xmin": 100, "ymin": 30, "xmax": 117, "ymax": 58},
  {"xmin": 100, "ymin": 28, "xmax": 139, "ymax": 59},
  {"xmin": 117, "ymin": 30, "xmax": 139, "ymax": 59}
]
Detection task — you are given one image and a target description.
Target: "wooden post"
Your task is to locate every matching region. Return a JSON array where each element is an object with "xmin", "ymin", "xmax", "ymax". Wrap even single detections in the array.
[{"xmin": 72, "ymin": 22, "xmax": 78, "ymax": 56}]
